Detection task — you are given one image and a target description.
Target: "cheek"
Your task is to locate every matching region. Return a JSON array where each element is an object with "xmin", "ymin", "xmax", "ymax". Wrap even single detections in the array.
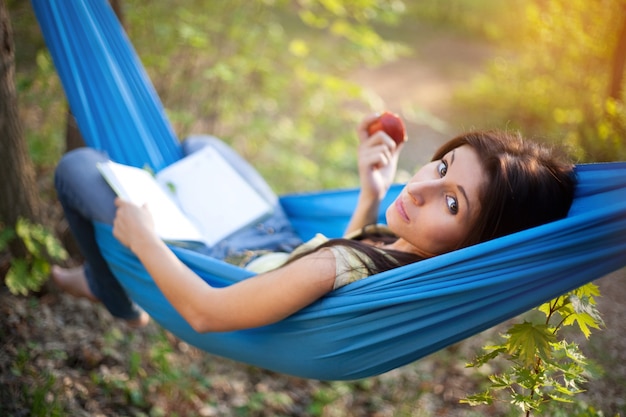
[
  {"xmin": 386, "ymin": 203, "xmax": 469, "ymax": 255},
  {"xmin": 422, "ymin": 216, "xmax": 469, "ymax": 254}
]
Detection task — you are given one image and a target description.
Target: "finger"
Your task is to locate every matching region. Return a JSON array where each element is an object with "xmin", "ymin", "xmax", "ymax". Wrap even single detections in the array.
[
  {"xmin": 359, "ymin": 112, "xmax": 381, "ymax": 129},
  {"xmin": 357, "ymin": 113, "xmax": 383, "ymax": 141},
  {"xmin": 361, "ymin": 146, "xmax": 391, "ymax": 168},
  {"xmin": 364, "ymin": 132, "xmax": 397, "ymax": 152},
  {"xmin": 142, "ymin": 203, "xmax": 156, "ymax": 218}
]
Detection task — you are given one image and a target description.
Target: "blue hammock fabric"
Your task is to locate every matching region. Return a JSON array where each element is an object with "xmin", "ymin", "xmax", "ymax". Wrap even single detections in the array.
[{"xmin": 33, "ymin": 0, "xmax": 626, "ymax": 380}]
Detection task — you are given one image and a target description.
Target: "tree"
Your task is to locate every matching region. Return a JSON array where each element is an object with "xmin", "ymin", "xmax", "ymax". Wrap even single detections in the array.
[
  {"xmin": 0, "ymin": 0, "xmax": 66, "ymax": 296},
  {"xmin": 0, "ymin": 0, "xmax": 42, "ymax": 258}
]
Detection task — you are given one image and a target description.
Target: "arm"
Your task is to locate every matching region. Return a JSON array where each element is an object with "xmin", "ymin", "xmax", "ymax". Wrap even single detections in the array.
[
  {"xmin": 113, "ymin": 198, "xmax": 336, "ymax": 332},
  {"xmin": 344, "ymin": 114, "xmax": 403, "ymax": 236}
]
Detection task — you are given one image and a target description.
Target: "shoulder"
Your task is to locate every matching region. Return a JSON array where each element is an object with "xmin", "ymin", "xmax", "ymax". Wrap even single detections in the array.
[{"xmin": 327, "ymin": 245, "xmax": 377, "ymax": 289}]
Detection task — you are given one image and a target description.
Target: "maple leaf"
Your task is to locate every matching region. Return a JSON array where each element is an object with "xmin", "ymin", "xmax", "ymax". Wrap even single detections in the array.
[
  {"xmin": 563, "ymin": 294, "xmax": 604, "ymax": 338},
  {"xmin": 506, "ymin": 322, "xmax": 556, "ymax": 366}
]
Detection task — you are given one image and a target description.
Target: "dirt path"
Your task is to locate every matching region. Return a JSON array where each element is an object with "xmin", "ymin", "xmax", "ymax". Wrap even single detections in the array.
[{"xmin": 350, "ymin": 31, "xmax": 495, "ymax": 171}]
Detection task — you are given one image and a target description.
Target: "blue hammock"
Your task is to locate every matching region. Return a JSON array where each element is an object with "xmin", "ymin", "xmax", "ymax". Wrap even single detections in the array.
[{"xmin": 33, "ymin": 0, "xmax": 626, "ymax": 381}]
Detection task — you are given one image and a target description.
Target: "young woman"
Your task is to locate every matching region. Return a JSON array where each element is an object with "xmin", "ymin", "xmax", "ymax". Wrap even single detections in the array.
[{"xmin": 52, "ymin": 114, "xmax": 576, "ymax": 331}]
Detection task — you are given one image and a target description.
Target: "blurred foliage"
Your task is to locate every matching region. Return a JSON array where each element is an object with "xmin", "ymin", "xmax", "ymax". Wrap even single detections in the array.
[
  {"xmin": 125, "ymin": 0, "xmax": 411, "ymax": 193},
  {"xmin": 404, "ymin": 0, "xmax": 522, "ymax": 41},
  {"xmin": 13, "ymin": 0, "xmax": 410, "ymax": 194},
  {"xmin": 1, "ymin": 218, "xmax": 68, "ymax": 295},
  {"xmin": 453, "ymin": 0, "xmax": 626, "ymax": 162},
  {"xmin": 9, "ymin": 1, "xmax": 65, "ymax": 169}
]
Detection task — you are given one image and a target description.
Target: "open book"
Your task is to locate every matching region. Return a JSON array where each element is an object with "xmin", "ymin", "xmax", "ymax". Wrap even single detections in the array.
[{"xmin": 97, "ymin": 146, "xmax": 274, "ymax": 247}]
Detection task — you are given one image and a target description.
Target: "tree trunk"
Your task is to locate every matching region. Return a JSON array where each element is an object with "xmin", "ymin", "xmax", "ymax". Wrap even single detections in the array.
[
  {"xmin": 64, "ymin": 110, "xmax": 85, "ymax": 151},
  {"xmin": 0, "ymin": 0, "xmax": 43, "ymax": 258},
  {"xmin": 110, "ymin": 0, "xmax": 125, "ymax": 26},
  {"xmin": 609, "ymin": 5, "xmax": 626, "ymax": 101}
]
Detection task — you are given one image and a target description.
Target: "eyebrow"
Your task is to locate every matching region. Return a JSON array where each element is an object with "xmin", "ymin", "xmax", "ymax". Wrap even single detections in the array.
[
  {"xmin": 449, "ymin": 149, "xmax": 471, "ymax": 214},
  {"xmin": 458, "ymin": 185, "xmax": 470, "ymax": 215}
]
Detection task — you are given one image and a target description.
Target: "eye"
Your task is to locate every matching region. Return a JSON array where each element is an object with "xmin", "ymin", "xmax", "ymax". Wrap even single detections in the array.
[
  {"xmin": 437, "ymin": 160, "xmax": 448, "ymax": 177},
  {"xmin": 446, "ymin": 195, "xmax": 459, "ymax": 214}
]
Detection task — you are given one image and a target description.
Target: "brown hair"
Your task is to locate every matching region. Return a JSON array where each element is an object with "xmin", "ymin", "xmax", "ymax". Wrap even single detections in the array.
[{"xmin": 298, "ymin": 130, "xmax": 577, "ymax": 275}]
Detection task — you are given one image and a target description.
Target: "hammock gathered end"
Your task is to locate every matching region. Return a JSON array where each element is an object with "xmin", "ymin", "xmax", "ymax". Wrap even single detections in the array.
[{"xmin": 32, "ymin": 0, "xmax": 626, "ymax": 380}]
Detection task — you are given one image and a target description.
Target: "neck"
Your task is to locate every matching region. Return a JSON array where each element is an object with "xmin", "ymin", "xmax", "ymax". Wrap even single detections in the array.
[{"xmin": 385, "ymin": 239, "xmax": 436, "ymax": 259}]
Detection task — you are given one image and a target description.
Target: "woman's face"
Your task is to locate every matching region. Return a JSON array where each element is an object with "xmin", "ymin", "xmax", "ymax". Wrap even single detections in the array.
[{"xmin": 386, "ymin": 144, "xmax": 487, "ymax": 257}]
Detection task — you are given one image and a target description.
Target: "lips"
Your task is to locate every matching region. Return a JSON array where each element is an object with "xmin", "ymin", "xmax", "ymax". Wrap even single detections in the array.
[{"xmin": 395, "ymin": 197, "xmax": 410, "ymax": 222}]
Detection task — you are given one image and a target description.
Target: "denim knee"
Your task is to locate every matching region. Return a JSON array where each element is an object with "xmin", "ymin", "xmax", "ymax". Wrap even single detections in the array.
[{"xmin": 55, "ymin": 148, "xmax": 117, "ymax": 225}]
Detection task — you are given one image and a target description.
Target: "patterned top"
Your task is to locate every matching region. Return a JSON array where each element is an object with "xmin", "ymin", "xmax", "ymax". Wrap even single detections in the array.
[{"xmin": 243, "ymin": 225, "xmax": 396, "ymax": 289}]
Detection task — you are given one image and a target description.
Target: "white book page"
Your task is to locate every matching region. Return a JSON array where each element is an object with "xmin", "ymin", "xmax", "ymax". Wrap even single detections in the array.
[
  {"xmin": 97, "ymin": 162, "xmax": 206, "ymax": 245},
  {"xmin": 155, "ymin": 146, "xmax": 273, "ymax": 246}
]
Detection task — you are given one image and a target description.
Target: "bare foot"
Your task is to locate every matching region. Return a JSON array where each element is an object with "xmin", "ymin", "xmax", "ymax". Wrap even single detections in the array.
[
  {"xmin": 126, "ymin": 311, "xmax": 150, "ymax": 328},
  {"xmin": 52, "ymin": 265, "xmax": 150, "ymax": 328},
  {"xmin": 51, "ymin": 265, "xmax": 99, "ymax": 302}
]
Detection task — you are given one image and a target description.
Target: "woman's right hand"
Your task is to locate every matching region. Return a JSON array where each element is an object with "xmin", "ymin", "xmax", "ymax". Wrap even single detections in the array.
[
  {"xmin": 112, "ymin": 198, "xmax": 159, "ymax": 252},
  {"xmin": 356, "ymin": 113, "xmax": 404, "ymax": 203}
]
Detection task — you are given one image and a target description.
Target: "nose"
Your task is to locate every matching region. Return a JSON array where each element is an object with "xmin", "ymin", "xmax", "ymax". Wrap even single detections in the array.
[{"xmin": 406, "ymin": 180, "xmax": 439, "ymax": 206}]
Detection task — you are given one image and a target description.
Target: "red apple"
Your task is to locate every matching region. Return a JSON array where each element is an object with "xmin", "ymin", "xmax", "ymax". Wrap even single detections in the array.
[{"xmin": 367, "ymin": 111, "xmax": 407, "ymax": 145}]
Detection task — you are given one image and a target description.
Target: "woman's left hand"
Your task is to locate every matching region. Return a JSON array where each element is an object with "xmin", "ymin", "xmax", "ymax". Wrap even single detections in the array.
[
  {"xmin": 112, "ymin": 198, "xmax": 159, "ymax": 251},
  {"xmin": 356, "ymin": 113, "xmax": 404, "ymax": 202}
]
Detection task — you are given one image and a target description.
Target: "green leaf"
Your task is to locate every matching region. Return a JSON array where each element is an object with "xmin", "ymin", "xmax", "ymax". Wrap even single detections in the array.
[
  {"xmin": 31, "ymin": 258, "xmax": 50, "ymax": 282},
  {"xmin": 165, "ymin": 181, "xmax": 176, "ymax": 194},
  {"xmin": 16, "ymin": 218, "xmax": 39, "ymax": 256},
  {"xmin": 43, "ymin": 233, "xmax": 68, "ymax": 261},
  {"xmin": 6, "ymin": 259, "xmax": 31, "ymax": 296},
  {"xmin": 5, "ymin": 217, "xmax": 69, "ymax": 295},
  {"xmin": 488, "ymin": 373, "xmax": 513, "ymax": 389},
  {"xmin": 465, "ymin": 345, "xmax": 507, "ymax": 368},
  {"xmin": 460, "ymin": 391, "xmax": 494, "ymax": 406},
  {"xmin": 562, "ymin": 294, "xmax": 604, "ymax": 338},
  {"xmin": 506, "ymin": 321, "xmax": 556, "ymax": 366},
  {"xmin": 514, "ymin": 366, "xmax": 540, "ymax": 390},
  {"xmin": 547, "ymin": 390, "xmax": 577, "ymax": 403},
  {"xmin": 6, "ymin": 258, "xmax": 49, "ymax": 296},
  {"xmin": 511, "ymin": 391, "xmax": 539, "ymax": 413},
  {"xmin": 573, "ymin": 282, "xmax": 601, "ymax": 298}
]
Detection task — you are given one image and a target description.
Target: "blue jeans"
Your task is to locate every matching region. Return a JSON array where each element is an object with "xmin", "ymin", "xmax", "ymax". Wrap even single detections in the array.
[{"xmin": 55, "ymin": 135, "xmax": 303, "ymax": 320}]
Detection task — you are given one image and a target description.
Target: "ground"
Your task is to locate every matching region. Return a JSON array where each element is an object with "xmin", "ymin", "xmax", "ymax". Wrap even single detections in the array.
[{"xmin": 2, "ymin": 26, "xmax": 626, "ymax": 417}]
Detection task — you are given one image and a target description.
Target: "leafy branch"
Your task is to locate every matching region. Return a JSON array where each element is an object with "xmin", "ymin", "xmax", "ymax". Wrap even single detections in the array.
[
  {"xmin": 1, "ymin": 217, "xmax": 68, "ymax": 295},
  {"xmin": 462, "ymin": 283, "xmax": 604, "ymax": 416}
]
